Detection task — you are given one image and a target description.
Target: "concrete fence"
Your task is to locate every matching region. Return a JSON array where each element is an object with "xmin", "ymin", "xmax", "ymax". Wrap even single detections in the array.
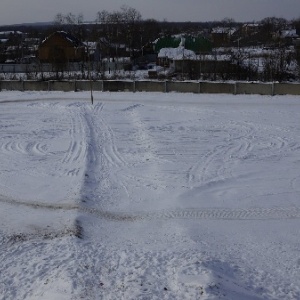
[
  {"xmin": 201, "ymin": 82, "xmax": 235, "ymax": 94},
  {"xmin": 102, "ymin": 80, "xmax": 134, "ymax": 92},
  {"xmin": 0, "ymin": 80, "xmax": 300, "ymax": 96}
]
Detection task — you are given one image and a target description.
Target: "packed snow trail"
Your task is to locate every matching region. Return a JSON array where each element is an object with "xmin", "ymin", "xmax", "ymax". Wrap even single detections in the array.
[{"xmin": 1, "ymin": 92, "xmax": 300, "ymax": 299}]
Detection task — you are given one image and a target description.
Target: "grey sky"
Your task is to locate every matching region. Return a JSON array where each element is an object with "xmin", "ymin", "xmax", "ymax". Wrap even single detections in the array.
[{"xmin": 1, "ymin": 0, "xmax": 300, "ymax": 26}]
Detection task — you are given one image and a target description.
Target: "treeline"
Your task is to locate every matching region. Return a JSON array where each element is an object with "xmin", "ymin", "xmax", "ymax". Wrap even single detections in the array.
[
  {"xmin": 0, "ymin": 6, "xmax": 300, "ymax": 82},
  {"xmin": 52, "ymin": 6, "xmax": 161, "ymax": 57}
]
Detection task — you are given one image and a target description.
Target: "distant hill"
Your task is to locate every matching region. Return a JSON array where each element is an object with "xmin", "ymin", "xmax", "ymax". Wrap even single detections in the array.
[{"xmin": 0, "ymin": 21, "xmax": 54, "ymax": 31}]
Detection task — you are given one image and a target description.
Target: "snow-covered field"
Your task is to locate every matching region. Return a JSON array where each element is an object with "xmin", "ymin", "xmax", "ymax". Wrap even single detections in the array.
[{"xmin": 1, "ymin": 91, "xmax": 300, "ymax": 300}]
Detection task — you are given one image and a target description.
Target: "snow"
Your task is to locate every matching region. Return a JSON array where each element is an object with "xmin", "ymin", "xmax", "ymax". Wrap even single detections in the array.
[
  {"xmin": 1, "ymin": 91, "xmax": 300, "ymax": 299},
  {"xmin": 0, "ymin": 31, "xmax": 23, "ymax": 36},
  {"xmin": 158, "ymin": 47, "xmax": 197, "ymax": 60},
  {"xmin": 211, "ymin": 27, "xmax": 237, "ymax": 36},
  {"xmin": 281, "ymin": 29, "xmax": 299, "ymax": 39}
]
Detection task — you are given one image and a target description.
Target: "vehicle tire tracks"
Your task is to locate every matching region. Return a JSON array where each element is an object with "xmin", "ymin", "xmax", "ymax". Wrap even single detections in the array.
[{"xmin": 1, "ymin": 195, "xmax": 300, "ymax": 221}]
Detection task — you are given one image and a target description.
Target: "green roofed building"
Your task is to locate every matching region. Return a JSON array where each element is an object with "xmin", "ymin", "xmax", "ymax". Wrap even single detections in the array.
[{"xmin": 154, "ymin": 35, "xmax": 212, "ymax": 54}]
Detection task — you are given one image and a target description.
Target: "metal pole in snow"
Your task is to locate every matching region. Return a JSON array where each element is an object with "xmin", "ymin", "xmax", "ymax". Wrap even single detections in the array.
[
  {"xmin": 90, "ymin": 79, "xmax": 93, "ymax": 105},
  {"xmin": 87, "ymin": 44, "xmax": 93, "ymax": 105}
]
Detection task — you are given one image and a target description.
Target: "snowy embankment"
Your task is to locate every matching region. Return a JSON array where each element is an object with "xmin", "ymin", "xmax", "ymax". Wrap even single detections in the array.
[{"xmin": 1, "ymin": 91, "xmax": 300, "ymax": 299}]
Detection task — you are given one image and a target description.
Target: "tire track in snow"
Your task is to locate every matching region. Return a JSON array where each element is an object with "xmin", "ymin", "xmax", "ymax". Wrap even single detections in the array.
[
  {"xmin": 101, "ymin": 121, "xmax": 126, "ymax": 168},
  {"xmin": 100, "ymin": 110, "xmax": 127, "ymax": 168},
  {"xmin": 118, "ymin": 104, "xmax": 173, "ymax": 196},
  {"xmin": 93, "ymin": 101, "xmax": 105, "ymax": 113},
  {"xmin": 187, "ymin": 139, "xmax": 251, "ymax": 187},
  {"xmin": 85, "ymin": 102, "xmax": 126, "ymax": 168},
  {"xmin": 78, "ymin": 102, "xmax": 128, "ymax": 210},
  {"xmin": 122, "ymin": 104, "xmax": 162, "ymax": 165},
  {"xmin": 235, "ymin": 122, "xmax": 289, "ymax": 162},
  {"xmin": 121, "ymin": 173, "xmax": 168, "ymax": 190},
  {"xmin": 2, "ymin": 224, "xmax": 83, "ymax": 244},
  {"xmin": 1, "ymin": 141, "xmax": 27, "ymax": 155},
  {"xmin": 187, "ymin": 120, "xmax": 291, "ymax": 188},
  {"xmin": 146, "ymin": 206, "xmax": 300, "ymax": 220},
  {"xmin": 61, "ymin": 111, "xmax": 86, "ymax": 164},
  {"xmin": 66, "ymin": 168, "xmax": 80, "ymax": 177},
  {"xmin": 1, "ymin": 195, "xmax": 300, "ymax": 221},
  {"xmin": 60, "ymin": 106, "xmax": 87, "ymax": 178},
  {"xmin": 1, "ymin": 140, "xmax": 51, "ymax": 156},
  {"xmin": 121, "ymin": 104, "xmax": 143, "ymax": 112}
]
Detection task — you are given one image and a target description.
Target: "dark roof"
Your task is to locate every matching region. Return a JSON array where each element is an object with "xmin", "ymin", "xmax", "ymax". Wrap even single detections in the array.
[{"xmin": 41, "ymin": 31, "xmax": 84, "ymax": 47}]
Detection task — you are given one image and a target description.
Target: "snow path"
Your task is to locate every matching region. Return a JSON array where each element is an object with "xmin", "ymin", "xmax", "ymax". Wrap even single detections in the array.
[{"xmin": 1, "ymin": 91, "xmax": 300, "ymax": 299}]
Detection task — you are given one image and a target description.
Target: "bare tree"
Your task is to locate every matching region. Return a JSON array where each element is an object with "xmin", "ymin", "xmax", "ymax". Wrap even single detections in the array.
[
  {"xmin": 120, "ymin": 5, "xmax": 142, "ymax": 59},
  {"xmin": 54, "ymin": 13, "xmax": 85, "ymax": 40},
  {"xmin": 120, "ymin": 5, "xmax": 142, "ymax": 24},
  {"xmin": 261, "ymin": 47, "xmax": 292, "ymax": 82},
  {"xmin": 96, "ymin": 10, "xmax": 110, "ymax": 24},
  {"xmin": 259, "ymin": 17, "xmax": 287, "ymax": 45},
  {"xmin": 95, "ymin": 5, "xmax": 143, "ymax": 62}
]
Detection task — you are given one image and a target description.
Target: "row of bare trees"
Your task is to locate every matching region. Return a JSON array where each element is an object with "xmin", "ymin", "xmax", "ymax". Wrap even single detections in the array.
[{"xmin": 53, "ymin": 6, "xmax": 160, "ymax": 59}]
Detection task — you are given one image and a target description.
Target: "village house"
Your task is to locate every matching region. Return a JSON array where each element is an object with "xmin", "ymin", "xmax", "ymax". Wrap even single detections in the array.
[
  {"xmin": 281, "ymin": 29, "xmax": 299, "ymax": 45},
  {"xmin": 38, "ymin": 31, "xmax": 86, "ymax": 63},
  {"xmin": 157, "ymin": 46, "xmax": 233, "ymax": 79},
  {"xmin": 211, "ymin": 27, "xmax": 237, "ymax": 47},
  {"xmin": 241, "ymin": 23, "xmax": 260, "ymax": 37}
]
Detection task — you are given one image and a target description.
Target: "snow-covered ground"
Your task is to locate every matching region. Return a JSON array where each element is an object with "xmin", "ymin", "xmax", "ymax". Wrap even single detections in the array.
[{"xmin": 1, "ymin": 91, "xmax": 300, "ymax": 300}]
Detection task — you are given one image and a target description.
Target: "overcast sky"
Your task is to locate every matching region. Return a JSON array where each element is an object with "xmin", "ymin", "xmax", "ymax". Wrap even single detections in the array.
[{"xmin": 1, "ymin": 0, "xmax": 300, "ymax": 26}]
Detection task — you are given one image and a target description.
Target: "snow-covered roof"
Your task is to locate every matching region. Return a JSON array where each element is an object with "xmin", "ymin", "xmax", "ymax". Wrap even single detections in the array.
[
  {"xmin": 6, "ymin": 46, "xmax": 18, "ymax": 51},
  {"xmin": 281, "ymin": 29, "xmax": 299, "ymax": 39},
  {"xmin": 24, "ymin": 38, "xmax": 40, "ymax": 43},
  {"xmin": 197, "ymin": 54, "xmax": 232, "ymax": 61},
  {"xmin": 242, "ymin": 23, "xmax": 260, "ymax": 28},
  {"xmin": 0, "ymin": 31, "xmax": 23, "ymax": 36},
  {"xmin": 158, "ymin": 47, "xmax": 196, "ymax": 60},
  {"xmin": 102, "ymin": 57, "xmax": 131, "ymax": 62},
  {"xmin": 158, "ymin": 47, "xmax": 232, "ymax": 61},
  {"xmin": 212, "ymin": 27, "xmax": 237, "ymax": 35}
]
